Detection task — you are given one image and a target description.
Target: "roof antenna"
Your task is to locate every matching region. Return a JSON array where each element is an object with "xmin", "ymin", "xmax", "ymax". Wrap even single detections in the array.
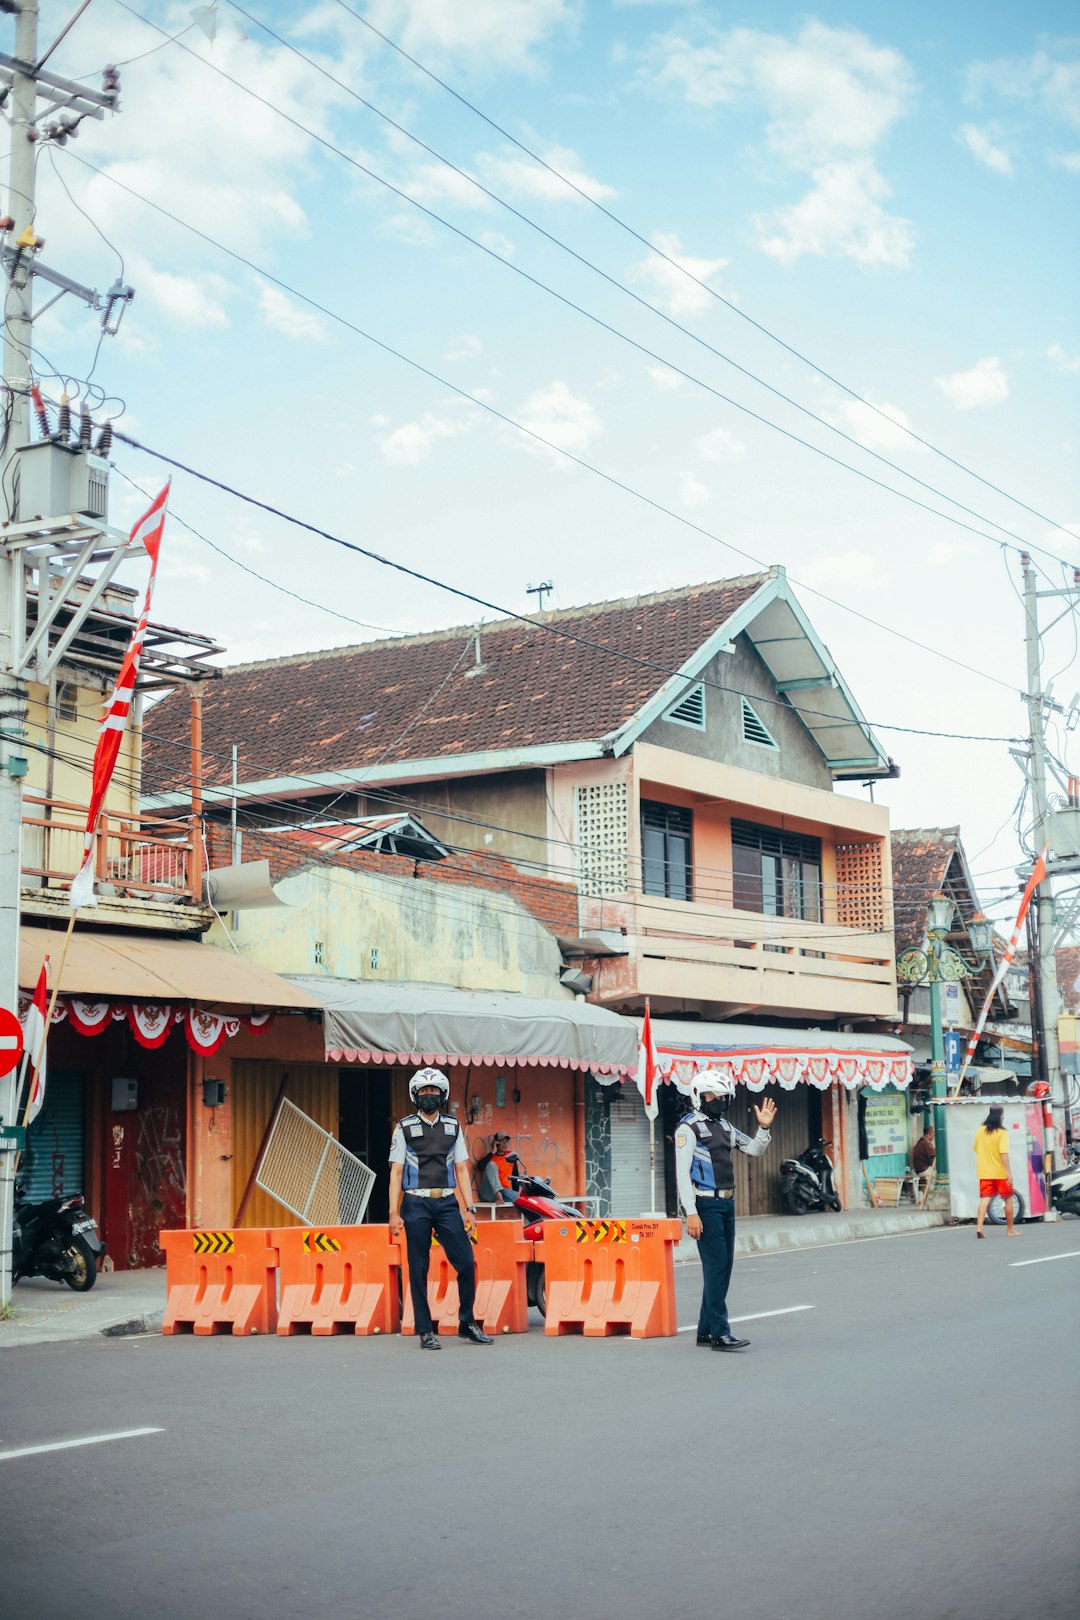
[
  {"xmin": 463, "ymin": 622, "xmax": 487, "ymax": 679},
  {"xmin": 527, "ymin": 580, "xmax": 553, "ymax": 614}
]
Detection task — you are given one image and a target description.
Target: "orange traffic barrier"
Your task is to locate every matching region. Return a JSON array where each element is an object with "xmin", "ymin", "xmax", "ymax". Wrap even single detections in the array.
[
  {"xmin": 401, "ymin": 1219, "xmax": 531, "ymax": 1336},
  {"xmin": 540, "ymin": 1217, "xmax": 681, "ymax": 1338},
  {"xmin": 271, "ymin": 1225, "xmax": 403, "ymax": 1337},
  {"xmin": 160, "ymin": 1228, "xmax": 279, "ymax": 1336}
]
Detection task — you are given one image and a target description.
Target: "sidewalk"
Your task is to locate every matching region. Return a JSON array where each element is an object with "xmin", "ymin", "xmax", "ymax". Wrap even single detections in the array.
[
  {"xmin": 0, "ymin": 1209, "xmax": 947, "ymax": 1348},
  {"xmin": 0, "ymin": 1268, "xmax": 166, "ymax": 1349}
]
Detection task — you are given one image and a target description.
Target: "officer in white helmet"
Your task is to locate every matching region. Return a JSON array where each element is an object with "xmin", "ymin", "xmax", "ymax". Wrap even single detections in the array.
[
  {"xmin": 388, "ymin": 1068, "xmax": 493, "ymax": 1349},
  {"xmin": 675, "ymin": 1070, "xmax": 776, "ymax": 1351}
]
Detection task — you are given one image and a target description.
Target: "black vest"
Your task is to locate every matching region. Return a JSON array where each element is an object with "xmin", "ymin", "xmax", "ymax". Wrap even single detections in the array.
[
  {"xmin": 399, "ymin": 1113, "xmax": 461, "ymax": 1191},
  {"xmin": 687, "ymin": 1113, "xmax": 736, "ymax": 1192}
]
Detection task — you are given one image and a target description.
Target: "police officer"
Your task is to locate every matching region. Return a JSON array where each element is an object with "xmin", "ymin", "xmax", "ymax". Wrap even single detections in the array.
[
  {"xmin": 675, "ymin": 1070, "xmax": 776, "ymax": 1352},
  {"xmin": 388, "ymin": 1068, "xmax": 493, "ymax": 1349}
]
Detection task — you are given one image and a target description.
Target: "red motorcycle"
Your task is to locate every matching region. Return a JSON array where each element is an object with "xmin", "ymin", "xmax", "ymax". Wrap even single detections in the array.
[{"xmin": 504, "ymin": 1167, "xmax": 583, "ymax": 1317}]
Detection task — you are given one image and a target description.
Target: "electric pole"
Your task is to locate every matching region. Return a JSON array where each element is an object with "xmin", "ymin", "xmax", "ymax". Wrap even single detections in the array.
[{"xmin": 1020, "ymin": 553, "xmax": 1080, "ymax": 1216}]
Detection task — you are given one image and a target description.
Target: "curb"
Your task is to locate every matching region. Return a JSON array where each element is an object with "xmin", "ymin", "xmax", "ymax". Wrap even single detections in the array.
[
  {"xmin": 673, "ymin": 1210, "xmax": 946, "ymax": 1264},
  {"xmin": 100, "ymin": 1310, "xmax": 165, "ymax": 1338}
]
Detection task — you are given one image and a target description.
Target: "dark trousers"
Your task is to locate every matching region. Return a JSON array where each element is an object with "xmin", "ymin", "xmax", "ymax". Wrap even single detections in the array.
[
  {"xmin": 401, "ymin": 1194, "xmax": 477, "ymax": 1333},
  {"xmin": 695, "ymin": 1197, "xmax": 736, "ymax": 1340}
]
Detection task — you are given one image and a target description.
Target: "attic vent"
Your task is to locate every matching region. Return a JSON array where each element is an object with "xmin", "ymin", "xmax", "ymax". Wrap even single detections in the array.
[
  {"xmin": 56, "ymin": 680, "xmax": 78, "ymax": 722},
  {"xmin": 664, "ymin": 683, "xmax": 705, "ymax": 731},
  {"xmin": 741, "ymin": 697, "xmax": 777, "ymax": 749}
]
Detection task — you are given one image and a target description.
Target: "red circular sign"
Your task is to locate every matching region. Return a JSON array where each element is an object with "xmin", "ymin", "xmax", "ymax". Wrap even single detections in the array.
[{"xmin": 0, "ymin": 1006, "xmax": 25, "ymax": 1077}]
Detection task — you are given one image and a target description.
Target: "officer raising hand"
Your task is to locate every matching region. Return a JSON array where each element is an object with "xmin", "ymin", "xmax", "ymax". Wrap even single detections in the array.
[
  {"xmin": 675, "ymin": 1072, "xmax": 775, "ymax": 1352},
  {"xmin": 389, "ymin": 1069, "xmax": 493, "ymax": 1350}
]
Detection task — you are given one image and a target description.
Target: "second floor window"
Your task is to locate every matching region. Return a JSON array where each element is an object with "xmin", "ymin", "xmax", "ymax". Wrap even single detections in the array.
[
  {"xmin": 731, "ymin": 819, "xmax": 822, "ymax": 922},
  {"xmin": 641, "ymin": 800, "xmax": 692, "ymax": 900}
]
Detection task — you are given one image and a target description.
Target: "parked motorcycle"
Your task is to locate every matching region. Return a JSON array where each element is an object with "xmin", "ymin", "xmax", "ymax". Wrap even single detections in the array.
[
  {"xmin": 504, "ymin": 1167, "xmax": 583, "ymax": 1318},
  {"xmin": 13, "ymin": 1192, "xmax": 105, "ymax": 1290},
  {"xmin": 780, "ymin": 1139, "xmax": 842, "ymax": 1216},
  {"xmin": 1050, "ymin": 1156, "xmax": 1080, "ymax": 1219}
]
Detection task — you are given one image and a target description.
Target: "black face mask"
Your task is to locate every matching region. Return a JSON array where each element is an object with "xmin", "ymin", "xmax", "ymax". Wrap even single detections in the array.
[
  {"xmin": 702, "ymin": 1098, "xmax": 728, "ymax": 1120},
  {"xmin": 416, "ymin": 1094, "xmax": 442, "ymax": 1114}
]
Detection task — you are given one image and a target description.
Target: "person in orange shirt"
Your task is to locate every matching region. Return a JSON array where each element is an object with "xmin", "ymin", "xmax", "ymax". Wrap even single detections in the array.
[{"xmin": 973, "ymin": 1104, "xmax": 1016, "ymax": 1239}]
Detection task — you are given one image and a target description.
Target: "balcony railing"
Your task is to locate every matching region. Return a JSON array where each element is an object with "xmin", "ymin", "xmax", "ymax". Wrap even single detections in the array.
[{"xmin": 21, "ymin": 793, "xmax": 203, "ymax": 905}]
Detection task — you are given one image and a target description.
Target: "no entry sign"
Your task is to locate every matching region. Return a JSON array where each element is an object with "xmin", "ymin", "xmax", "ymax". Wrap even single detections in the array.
[{"xmin": 0, "ymin": 1006, "xmax": 24, "ymax": 1077}]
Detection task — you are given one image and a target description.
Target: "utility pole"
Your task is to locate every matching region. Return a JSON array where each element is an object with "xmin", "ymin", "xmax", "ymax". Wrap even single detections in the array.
[
  {"xmin": 0, "ymin": 0, "xmax": 39, "ymax": 1314},
  {"xmin": 1020, "ymin": 553, "xmax": 1080, "ymax": 1218}
]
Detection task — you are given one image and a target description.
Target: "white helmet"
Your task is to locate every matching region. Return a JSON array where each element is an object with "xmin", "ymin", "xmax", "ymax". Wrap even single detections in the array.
[
  {"xmin": 690, "ymin": 1069, "xmax": 736, "ymax": 1111},
  {"xmin": 409, "ymin": 1067, "xmax": 450, "ymax": 1107}
]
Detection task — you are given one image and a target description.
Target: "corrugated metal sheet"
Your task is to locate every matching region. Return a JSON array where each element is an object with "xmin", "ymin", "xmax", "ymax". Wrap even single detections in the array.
[
  {"xmin": 731, "ymin": 1085, "xmax": 811, "ymax": 1216},
  {"xmin": 609, "ymin": 1086, "xmax": 652, "ymax": 1216},
  {"xmin": 23, "ymin": 1070, "xmax": 84, "ymax": 1202},
  {"xmin": 231, "ymin": 1060, "xmax": 337, "ymax": 1230}
]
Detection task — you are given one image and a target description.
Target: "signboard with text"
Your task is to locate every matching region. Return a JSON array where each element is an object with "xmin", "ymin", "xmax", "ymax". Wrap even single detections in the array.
[{"xmin": 863, "ymin": 1091, "xmax": 909, "ymax": 1158}]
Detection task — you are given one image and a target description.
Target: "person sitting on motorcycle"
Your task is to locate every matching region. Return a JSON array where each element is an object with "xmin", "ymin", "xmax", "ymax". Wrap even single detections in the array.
[{"xmin": 475, "ymin": 1133, "xmax": 521, "ymax": 1205}]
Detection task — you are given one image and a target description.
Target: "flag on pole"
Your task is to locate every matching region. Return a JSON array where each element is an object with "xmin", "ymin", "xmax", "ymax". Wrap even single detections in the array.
[
  {"xmin": 955, "ymin": 847, "xmax": 1047, "ymax": 1091},
  {"xmin": 636, "ymin": 998, "xmax": 659, "ymax": 1121},
  {"xmin": 20, "ymin": 958, "xmax": 50, "ymax": 1127},
  {"xmin": 69, "ymin": 485, "xmax": 170, "ymax": 910}
]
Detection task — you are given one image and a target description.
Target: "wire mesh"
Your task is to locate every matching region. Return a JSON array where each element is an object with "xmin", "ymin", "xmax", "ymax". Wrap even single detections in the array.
[{"xmin": 255, "ymin": 1098, "xmax": 375, "ymax": 1225}]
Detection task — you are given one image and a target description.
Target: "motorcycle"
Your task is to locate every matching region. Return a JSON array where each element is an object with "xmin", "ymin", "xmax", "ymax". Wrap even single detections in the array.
[
  {"xmin": 13, "ymin": 1192, "xmax": 105, "ymax": 1291},
  {"xmin": 780, "ymin": 1139, "xmax": 842, "ymax": 1216},
  {"xmin": 502, "ymin": 1166, "xmax": 583, "ymax": 1318},
  {"xmin": 1050, "ymin": 1156, "xmax": 1080, "ymax": 1219}
]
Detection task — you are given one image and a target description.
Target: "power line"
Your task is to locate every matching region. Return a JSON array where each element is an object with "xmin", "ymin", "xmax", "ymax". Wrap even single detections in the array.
[
  {"xmin": 58, "ymin": 147, "xmax": 1025, "ymax": 701},
  {"xmin": 336, "ymin": 0, "xmax": 1075, "ymax": 541},
  {"xmin": 114, "ymin": 2, "xmax": 1077, "ymax": 575}
]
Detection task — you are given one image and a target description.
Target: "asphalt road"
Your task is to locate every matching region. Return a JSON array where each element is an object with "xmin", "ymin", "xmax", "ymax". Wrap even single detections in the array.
[{"xmin": 2, "ymin": 1221, "xmax": 1078, "ymax": 1620}]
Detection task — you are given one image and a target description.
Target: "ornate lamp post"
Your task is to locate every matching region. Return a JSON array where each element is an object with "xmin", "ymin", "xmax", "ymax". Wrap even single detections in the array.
[{"xmin": 897, "ymin": 894, "xmax": 993, "ymax": 1183}]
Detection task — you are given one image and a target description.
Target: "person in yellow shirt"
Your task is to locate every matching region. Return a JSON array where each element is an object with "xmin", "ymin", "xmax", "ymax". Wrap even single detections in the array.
[{"xmin": 973, "ymin": 1104, "xmax": 1016, "ymax": 1239}]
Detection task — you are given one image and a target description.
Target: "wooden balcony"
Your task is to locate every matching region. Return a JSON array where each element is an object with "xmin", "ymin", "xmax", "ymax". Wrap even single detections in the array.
[{"xmin": 20, "ymin": 793, "xmax": 211, "ymax": 931}]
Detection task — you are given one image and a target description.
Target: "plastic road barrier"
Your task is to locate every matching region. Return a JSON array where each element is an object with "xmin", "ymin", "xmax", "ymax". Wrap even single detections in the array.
[
  {"xmin": 161, "ymin": 1229, "xmax": 280, "ymax": 1336},
  {"xmin": 401, "ymin": 1219, "xmax": 531, "ymax": 1336},
  {"xmin": 272, "ymin": 1225, "xmax": 403, "ymax": 1336},
  {"xmin": 540, "ymin": 1218, "xmax": 682, "ymax": 1338}
]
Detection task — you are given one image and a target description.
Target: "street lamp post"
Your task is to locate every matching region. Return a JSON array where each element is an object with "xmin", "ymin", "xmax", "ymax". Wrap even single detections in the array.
[{"xmin": 897, "ymin": 894, "xmax": 994, "ymax": 1188}]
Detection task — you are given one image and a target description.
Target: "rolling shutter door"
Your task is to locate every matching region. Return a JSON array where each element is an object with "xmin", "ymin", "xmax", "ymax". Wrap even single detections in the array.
[
  {"xmin": 608, "ymin": 1084, "xmax": 652, "ymax": 1216},
  {"xmin": 23, "ymin": 1071, "xmax": 85, "ymax": 1201}
]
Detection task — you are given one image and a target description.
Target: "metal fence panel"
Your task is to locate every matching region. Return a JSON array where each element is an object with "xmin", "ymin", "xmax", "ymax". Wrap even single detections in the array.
[{"xmin": 255, "ymin": 1098, "xmax": 375, "ymax": 1225}]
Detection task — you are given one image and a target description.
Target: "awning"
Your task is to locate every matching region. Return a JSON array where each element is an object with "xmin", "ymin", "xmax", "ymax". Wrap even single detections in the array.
[
  {"xmin": 287, "ymin": 976, "xmax": 638, "ymax": 1075},
  {"xmin": 19, "ymin": 925, "xmax": 322, "ymax": 1012},
  {"xmin": 627, "ymin": 1017, "xmax": 914, "ymax": 1093}
]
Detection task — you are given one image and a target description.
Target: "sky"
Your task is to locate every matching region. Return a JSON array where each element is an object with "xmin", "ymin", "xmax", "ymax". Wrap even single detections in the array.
[{"xmin": 14, "ymin": 0, "xmax": 1080, "ymax": 928}]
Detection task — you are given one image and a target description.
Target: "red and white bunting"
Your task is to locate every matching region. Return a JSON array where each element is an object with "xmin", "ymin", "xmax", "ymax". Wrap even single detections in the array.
[{"xmin": 70, "ymin": 484, "xmax": 170, "ymax": 910}]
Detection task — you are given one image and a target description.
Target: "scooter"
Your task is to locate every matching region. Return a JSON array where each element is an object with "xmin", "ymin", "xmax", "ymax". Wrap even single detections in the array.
[
  {"xmin": 780, "ymin": 1139, "xmax": 842, "ymax": 1216},
  {"xmin": 13, "ymin": 1191, "xmax": 105, "ymax": 1291},
  {"xmin": 503, "ymin": 1167, "xmax": 583, "ymax": 1318},
  {"xmin": 1050, "ymin": 1156, "xmax": 1080, "ymax": 1218}
]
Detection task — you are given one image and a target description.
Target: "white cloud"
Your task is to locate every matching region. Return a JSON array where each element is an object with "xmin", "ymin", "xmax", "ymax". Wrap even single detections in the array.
[
  {"xmin": 679, "ymin": 473, "xmax": 710, "ymax": 508},
  {"xmin": 935, "ymin": 357, "xmax": 1009, "ymax": 411},
  {"xmin": 640, "ymin": 20, "xmax": 916, "ymax": 267},
  {"xmin": 966, "ymin": 49, "xmax": 1080, "ymax": 132},
  {"xmin": 480, "ymin": 229, "xmax": 516, "ymax": 257},
  {"xmin": 377, "ymin": 405, "xmax": 479, "ymax": 465},
  {"xmin": 756, "ymin": 158, "xmax": 913, "ymax": 269},
  {"xmin": 1050, "ymin": 151, "xmax": 1080, "ymax": 172},
  {"xmin": 1046, "ymin": 523, "xmax": 1080, "ymax": 555},
  {"xmin": 477, "ymin": 144, "xmax": 615, "ymax": 203},
  {"xmin": 628, "ymin": 232, "xmax": 730, "ymax": 317},
  {"xmin": 958, "ymin": 124, "xmax": 1014, "ymax": 176},
  {"xmin": 515, "ymin": 380, "xmax": 601, "ymax": 460},
  {"xmin": 1047, "ymin": 343, "xmax": 1080, "ymax": 373},
  {"xmin": 443, "ymin": 334, "xmax": 484, "ymax": 362},
  {"xmin": 648, "ymin": 365, "xmax": 685, "ymax": 391},
  {"xmin": 697, "ymin": 425, "xmax": 745, "ymax": 461},
  {"xmin": 377, "ymin": 212, "xmax": 437, "ymax": 247},
  {"xmin": 127, "ymin": 257, "xmax": 230, "ymax": 329},
  {"xmin": 403, "ymin": 160, "xmax": 490, "ymax": 210},
  {"xmin": 798, "ymin": 548, "xmax": 886, "ymax": 591},
  {"xmin": 258, "ymin": 286, "xmax": 330, "ymax": 343},
  {"xmin": 837, "ymin": 398, "xmax": 918, "ymax": 452},
  {"xmin": 361, "ymin": 0, "xmax": 575, "ymax": 72}
]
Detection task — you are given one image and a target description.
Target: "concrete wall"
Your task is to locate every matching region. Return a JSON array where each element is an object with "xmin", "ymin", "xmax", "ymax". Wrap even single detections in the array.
[
  {"xmin": 641, "ymin": 634, "xmax": 833, "ymax": 791},
  {"xmin": 25, "ymin": 673, "xmax": 140, "ymax": 816},
  {"xmin": 359, "ymin": 769, "xmax": 550, "ymax": 866},
  {"xmin": 206, "ymin": 858, "xmax": 571, "ymax": 998}
]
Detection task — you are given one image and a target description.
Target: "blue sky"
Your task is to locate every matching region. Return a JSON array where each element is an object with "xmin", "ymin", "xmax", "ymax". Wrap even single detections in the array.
[{"xmin": 23, "ymin": 0, "xmax": 1080, "ymax": 923}]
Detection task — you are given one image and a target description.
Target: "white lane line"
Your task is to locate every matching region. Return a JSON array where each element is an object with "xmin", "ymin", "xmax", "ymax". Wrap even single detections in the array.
[
  {"xmin": 0, "ymin": 1427, "xmax": 163, "ymax": 1462},
  {"xmin": 675, "ymin": 1305, "xmax": 815, "ymax": 1332},
  {"xmin": 1009, "ymin": 1250, "xmax": 1080, "ymax": 1268}
]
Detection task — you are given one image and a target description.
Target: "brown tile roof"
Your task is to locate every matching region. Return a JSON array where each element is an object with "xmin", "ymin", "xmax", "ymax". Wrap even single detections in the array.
[
  {"xmin": 890, "ymin": 828, "xmax": 959, "ymax": 955},
  {"xmin": 143, "ymin": 572, "xmax": 770, "ymax": 796},
  {"xmin": 1059, "ymin": 945, "xmax": 1080, "ymax": 1014},
  {"xmin": 205, "ymin": 824, "xmax": 578, "ymax": 938}
]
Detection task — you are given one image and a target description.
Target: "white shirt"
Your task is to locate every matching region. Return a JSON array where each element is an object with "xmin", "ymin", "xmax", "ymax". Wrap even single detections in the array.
[{"xmin": 674, "ymin": 1109, "xmax": 771, "ymax": 1216}]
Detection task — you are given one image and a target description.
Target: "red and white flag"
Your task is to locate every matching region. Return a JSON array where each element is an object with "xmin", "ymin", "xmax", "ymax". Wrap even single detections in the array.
[
  {"xmin": 956, "ymin": 847, "xmax": 1047, "ymax": 1089},
  {"xmin": 636, "ymin": 998, "xmax": 659, "ymax": 1121},
  {"xmin": 20, "ymin": 958, "xmax": 49, "ymax": 1127},
  {"xmin": 70, "ymin": 485, "xmax": 170, "ymax": 910}
]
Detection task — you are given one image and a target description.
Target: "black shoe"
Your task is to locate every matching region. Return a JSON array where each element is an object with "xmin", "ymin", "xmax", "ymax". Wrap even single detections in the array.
[
  {"xmin": 711, "ymin": 1334, "xmax": 750, "ymax": 1351},
  {"xmin": 419, "ymin": 1331, "xmax": 442, "ymax": 1350},
  {"xmin": 458, "ymin": 1320, "xmax": 494, "ymax": 1345},
  {"xmin": 696, "ymin": 1334, "xmax": 712, "ymax": 1347}
]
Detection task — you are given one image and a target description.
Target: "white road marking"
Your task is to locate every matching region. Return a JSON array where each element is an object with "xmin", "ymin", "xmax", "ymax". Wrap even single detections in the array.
[
  {"xmin": 675, "ymin": 1305, "xmax": 815, "ymax": 1332},
  {"xmin": 1008, "ymin": 1250, "xmax": 1080, "ymax": 1268},
  {"xmin": 0, "ymin": 1427, "xmax": 163, "ymax": 1462}
]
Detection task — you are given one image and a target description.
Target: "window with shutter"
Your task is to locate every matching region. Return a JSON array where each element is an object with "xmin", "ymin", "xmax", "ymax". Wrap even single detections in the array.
[{"xmin": 641, "ymin": 800, "xmax": 693, "ymax": 900}]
